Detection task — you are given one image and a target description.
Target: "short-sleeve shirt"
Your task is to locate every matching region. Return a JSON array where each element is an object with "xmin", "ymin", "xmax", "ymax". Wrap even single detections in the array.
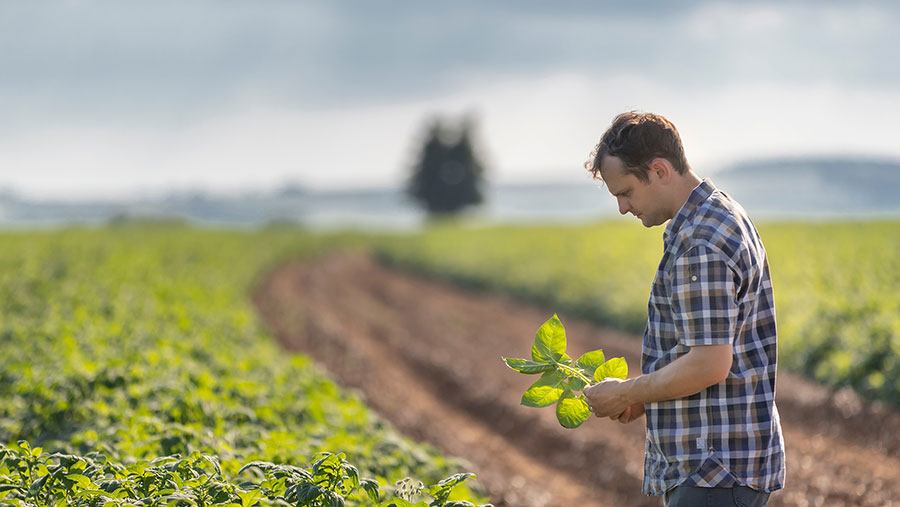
[{"xmin": 641, "ymin": 179, "xmax": 785, "ymax": 496}]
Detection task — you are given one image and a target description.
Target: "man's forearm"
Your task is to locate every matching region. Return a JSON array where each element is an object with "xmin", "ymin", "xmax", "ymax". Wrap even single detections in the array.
[{"xmin": 626, "ymin": 344, "xmax": 733, "ymax": 404}]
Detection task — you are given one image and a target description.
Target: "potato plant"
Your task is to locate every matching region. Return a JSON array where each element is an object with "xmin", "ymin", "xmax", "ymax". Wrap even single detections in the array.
[
  {"xmin": 0, "ymin": 441, "xmax": 489, "ymax": 507},
  {"xmin": 503, "ymin": 315, "xmax": 627, "ymax": 428},
  {"xmin": 0, "ymin": 228, "xmax": 488, "ymax": 505}
]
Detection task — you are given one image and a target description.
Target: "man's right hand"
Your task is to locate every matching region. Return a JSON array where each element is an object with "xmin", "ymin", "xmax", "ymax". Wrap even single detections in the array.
[{"xmin": 610, "ymin": 402, "xmax": 645, "ymax": 424}]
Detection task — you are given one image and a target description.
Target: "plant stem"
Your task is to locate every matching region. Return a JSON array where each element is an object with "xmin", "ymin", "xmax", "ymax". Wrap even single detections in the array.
[{"xmin": 556, "ymin": 363, "xmax": 594, "ymax": 386}]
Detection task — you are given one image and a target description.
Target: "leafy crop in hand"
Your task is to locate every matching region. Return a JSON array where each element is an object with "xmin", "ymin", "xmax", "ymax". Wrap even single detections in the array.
[{"xmin": 502, "ymin": 315, "xmax": 627, "ymax": 428}]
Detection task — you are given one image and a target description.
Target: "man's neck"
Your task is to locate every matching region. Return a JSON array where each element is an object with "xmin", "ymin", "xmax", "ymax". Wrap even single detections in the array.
[{"xmin": 668, "ymin": 171, "xmax": 703, "ymax": 219}]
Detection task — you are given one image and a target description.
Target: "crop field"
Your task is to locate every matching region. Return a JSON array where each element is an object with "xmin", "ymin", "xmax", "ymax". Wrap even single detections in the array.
[
  {"xmin": 376, "ymin": 220, "xmax": 900, "ymax": 404},
  {"xmin": 3, "ymin": 220, "xmax": 899, "ymax": 506},
  {"xmin": 0, "ymin": 226, "xmax": 487, "ymax": 506}
]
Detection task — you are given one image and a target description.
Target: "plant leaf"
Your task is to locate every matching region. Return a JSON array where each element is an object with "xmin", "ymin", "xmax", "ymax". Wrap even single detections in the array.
[
  {"xmin": 379, "ymin": 500, "xmax": 414, "ymax": 507},
  {"xmin": 555, "ymin": 391, "xmax": 592, "ymax": 429},
  {"xmin": 64, "ymin": 474, "xmax": 93, "ymax": 489},
  {"xmin": 521, "ymin": 371, "xmax": 565, "ymax": 407},
  {"xmin": 594, "ymin": 357, "xmax": 628, "ymax": 381},
  {"xmin": 28, "ymin": 474, "xmax": 50, "ymax": 496},
  {"xmin": 427, "ymin": 472, "xmax": 475, "ymax": 504},
  {"xmin": 360, "ymin": 478, "xmax": 380, "ymax": 503},
  {"xmin": 531, "ymin": 314, "xmax": 566, "ymax": 364},
  {"xmin": 237, "ymin": 488, "xmax": 263, "ymax": 507},
  {"xmin": 568, "ymin": 376, "xmax": 586, "ymax": 392},
  {"xmin": 575, "ymin": 350, "xmax": 605, "ymax": 378},
  {"xmin": 502, "ymin": 357, "xmax": 555, "ymax": 374}
]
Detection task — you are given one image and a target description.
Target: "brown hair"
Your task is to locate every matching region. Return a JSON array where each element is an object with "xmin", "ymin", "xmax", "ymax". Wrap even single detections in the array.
[{"xmin": 585, "ymin": 111, "xmax": 690, "ymax": 183}]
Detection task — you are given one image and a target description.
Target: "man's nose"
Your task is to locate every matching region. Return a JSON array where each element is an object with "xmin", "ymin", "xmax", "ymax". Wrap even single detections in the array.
[{"xmin": 617, "ymin": 198, "xmax": 631, "ymax": 215}]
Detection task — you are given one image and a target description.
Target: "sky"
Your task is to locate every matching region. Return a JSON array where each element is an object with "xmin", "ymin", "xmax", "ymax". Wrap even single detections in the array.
[{"xmin": 1, "ymin": 0, "xmax": 899, "ymax": 199}]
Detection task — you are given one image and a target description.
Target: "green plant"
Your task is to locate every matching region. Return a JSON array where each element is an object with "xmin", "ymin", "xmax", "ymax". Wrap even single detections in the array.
[
  {"xmin": 0, "ymin": 228, "xmax": 488, "ymax": 504},
  {"xmin": 502, "ymin": 315, "xmax": 627, "ymax": 428},
  {"xmin": 0, "ymin": 442, "xmax": 490, "ymax": 507}
]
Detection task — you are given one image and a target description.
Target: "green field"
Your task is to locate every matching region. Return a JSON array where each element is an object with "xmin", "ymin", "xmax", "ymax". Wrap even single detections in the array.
[
  {"xmin": 376, "ymin": 220, "xmax": 900, "ymax": 404},
  {"xmin": 0, "ymin": 226, "xmax": 486, "ymax": 506},
  {"xmin": 3, "ymin": 219, "xmax": 898, "ymax": 505}
]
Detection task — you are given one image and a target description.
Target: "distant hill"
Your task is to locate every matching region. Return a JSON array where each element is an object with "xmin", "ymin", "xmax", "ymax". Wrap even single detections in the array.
[
  {"xmin": 0, "ymin": 182, "xmax": 613, "ymax": 229},
  {"xmin": 712, "ymin": 156, "xmax": 900, "ymax": 218},
  {"xmin": 2, "ymin": 157, "xmax": 899, "ymax": 228}
]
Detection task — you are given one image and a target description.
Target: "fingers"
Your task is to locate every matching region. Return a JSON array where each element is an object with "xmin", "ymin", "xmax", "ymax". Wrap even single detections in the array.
[
  {"xmin": 590, "ymin": 403, "xmax": 643, "ymax": 423},
  {"xmin": 586, "ymin": 396, "xmax": 609, "ymax": 419},
  {"xmin": 610, "ymin": 406, "xmax": 631, "ymax": 422},
  {"xmin": 618, "ymin": 403, "xmax": 645, "ymax": 423}
]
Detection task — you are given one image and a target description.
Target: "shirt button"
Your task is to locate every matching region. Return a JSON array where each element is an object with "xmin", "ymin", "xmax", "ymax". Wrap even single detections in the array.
[{"xmin": 691, "ymin": 275, "xmax": 698, "ymax": 281}]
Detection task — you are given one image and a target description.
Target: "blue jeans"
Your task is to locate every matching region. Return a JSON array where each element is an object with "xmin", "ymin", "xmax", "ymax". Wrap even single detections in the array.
[{"xmin": 664, "ymin": 485, "xmax": 769, "ymax": 507}]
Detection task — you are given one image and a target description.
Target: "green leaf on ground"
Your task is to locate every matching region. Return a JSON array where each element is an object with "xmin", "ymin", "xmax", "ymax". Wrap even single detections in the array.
[{"xmin": 64, "ymin": 474, "xmax": 92, "ymax": 489}]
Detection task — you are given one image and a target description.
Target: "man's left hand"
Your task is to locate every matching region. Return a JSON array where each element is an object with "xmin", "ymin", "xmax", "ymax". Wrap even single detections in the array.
[{"xmin": 584, "ymin": 378, "xmax": 633, "ymax": 419}]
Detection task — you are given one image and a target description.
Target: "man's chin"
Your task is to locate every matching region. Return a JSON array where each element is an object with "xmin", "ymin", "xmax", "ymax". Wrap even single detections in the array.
[{"xmin": 639, "ymin": 216, "xmax": 660, "ymax": 228}]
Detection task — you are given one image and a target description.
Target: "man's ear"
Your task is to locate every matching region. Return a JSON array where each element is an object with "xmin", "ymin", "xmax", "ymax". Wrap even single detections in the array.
[{"xmin": 648, "ymin": 158, "xmax": 673, "ymax": 184}]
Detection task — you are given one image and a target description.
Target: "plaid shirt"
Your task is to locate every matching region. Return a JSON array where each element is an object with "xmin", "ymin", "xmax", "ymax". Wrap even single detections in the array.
[{"xmin": 641, "ymin": 179, "xmax": 785, "ymax": 496}]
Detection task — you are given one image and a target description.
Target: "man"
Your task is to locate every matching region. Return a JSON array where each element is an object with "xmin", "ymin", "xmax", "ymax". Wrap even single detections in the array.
[{"xmin": 583, "ymin": 112, "xmax": 785, "ymax": 507}]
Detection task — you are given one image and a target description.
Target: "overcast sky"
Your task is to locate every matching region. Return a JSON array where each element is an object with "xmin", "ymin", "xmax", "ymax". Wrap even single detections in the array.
[{"xmin": 2, "ymin": 0, "xmax": 898, "ymax": 199}]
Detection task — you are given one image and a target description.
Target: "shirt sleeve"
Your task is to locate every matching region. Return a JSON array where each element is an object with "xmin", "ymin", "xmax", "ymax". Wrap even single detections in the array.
[{"xmin": 671, "ymin": 244, "xmax": 740, "ymax": 346}]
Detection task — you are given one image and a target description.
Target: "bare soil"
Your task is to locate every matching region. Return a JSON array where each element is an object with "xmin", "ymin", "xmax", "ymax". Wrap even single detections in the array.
[{"xmin": 252, "ymin": 253, "xmax": 900, "ymax": 507}]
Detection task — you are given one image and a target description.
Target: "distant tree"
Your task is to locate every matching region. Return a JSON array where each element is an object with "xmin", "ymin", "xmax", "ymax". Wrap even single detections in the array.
[{"xmin": 407, "ymin": 115, "xmax": 486, "ymax": 216}]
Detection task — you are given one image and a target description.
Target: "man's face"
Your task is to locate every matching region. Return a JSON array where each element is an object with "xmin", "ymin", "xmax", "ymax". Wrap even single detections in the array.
[{"xmin": 598, "ymin": 155, "xmax": 668, "ymax": 228}]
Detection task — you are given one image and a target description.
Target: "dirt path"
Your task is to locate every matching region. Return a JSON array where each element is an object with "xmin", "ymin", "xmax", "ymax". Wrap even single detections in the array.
[{"xmin": 252, "ymin": 253, "xmax": 900, "ymax": 507}]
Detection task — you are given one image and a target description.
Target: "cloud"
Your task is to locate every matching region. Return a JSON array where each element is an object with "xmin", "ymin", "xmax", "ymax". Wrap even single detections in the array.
[
  {"xmin": 3, "ymin": 0, "xmax": 898, "ymax": 118},
  {"xmin": 1, "ymin": 0, "xmax": 899, "ymax": 196},
  {"xmin": 5, "ymin": 68, "xmax": 900, "ymax": 199}
]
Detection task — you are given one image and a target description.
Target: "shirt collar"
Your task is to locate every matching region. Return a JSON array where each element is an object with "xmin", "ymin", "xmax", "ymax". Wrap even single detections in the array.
[{"xmin": 663, "ymin": 178, "xmax": 716, "ymax": 245}]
